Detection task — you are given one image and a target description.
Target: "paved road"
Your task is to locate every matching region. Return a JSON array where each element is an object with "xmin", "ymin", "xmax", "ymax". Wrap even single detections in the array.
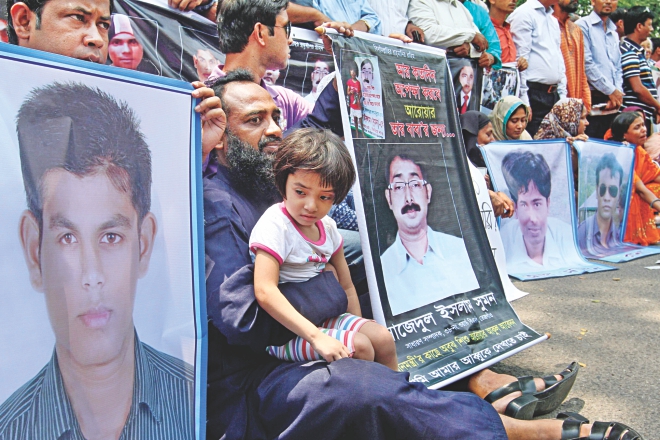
[{"xmin": 490, "ymin": 253, "xmax": 660, "ymax": 438}]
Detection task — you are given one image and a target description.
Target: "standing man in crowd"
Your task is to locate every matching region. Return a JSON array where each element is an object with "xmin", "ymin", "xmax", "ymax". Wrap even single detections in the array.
[
  {"xmin": 463, "ymin": 0, "xmax": 502, "ymax": 69},
  {"xmin": 576, "ymin": 0, "xmax": 624, "ymax": 139},
  {"xmin": 508, "ymin": 0, "xmax": 567, "ymax": 136},
  {"xmin": 620, "ymin": 6, "xmax": 660, "ymax": 132},
  {"xmin": 408, "ymin": 0, "xmax": 489, "ymax": 60},
  {"xmin": 553, "ymin": 0, "xmax": 591, "ymax": 113},
  {"xmin": 488, "ymin": 0, "xmax": 528, "ymax": 71},
  {"xmin": 610, "ymin": 7, "xmax": 626, "ymax": 38},
  {"xmin": 290, "ymin": 0, "xmax": 381, "ymax": 34},
  {"xmin": 367, "ymin": 0, "xmax": 425, "ymax": 41}
]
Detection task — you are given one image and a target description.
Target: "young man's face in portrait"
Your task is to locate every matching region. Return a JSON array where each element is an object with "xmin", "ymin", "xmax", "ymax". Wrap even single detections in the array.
[
  {"xmin": 459, "ymin": 66, "xmax": 474, "ymax": 94},
  {"xmin": 385, "ymin": 157, "xmax": 432, "ymax": 236},
  {"xmin": 11, "ymin": 0, "xmax": 111, "ymax": 63},
  {"xmin": 194, "ymin": 49, "xmax": 220, "ymax": 82},
  {"xmin": 516, "ymin": 181, "xmax": 549, "ymax": 250},
  {"xmin": 20, "ymin": 169, "xmax": 155, "ymax": 367},
  {"xmin": 310, "ymin": 60, "xmax": 330, "ymax": 90},
  {"xmin": 108, "ymin": 32, "xmax": 144, "ymax": 70},
  {"xmin": 596, "ymin": 169, "xmax": 620, "ymax": 222},
  {"xmin": 361, "ymin": 61, "xmax": 373, "ymax": 84}
]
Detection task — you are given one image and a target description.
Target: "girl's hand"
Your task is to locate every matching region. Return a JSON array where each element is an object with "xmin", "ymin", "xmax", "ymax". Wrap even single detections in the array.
[{"xmin": 310, "ymin": 332, "xmax": 351, "ymax": 363}]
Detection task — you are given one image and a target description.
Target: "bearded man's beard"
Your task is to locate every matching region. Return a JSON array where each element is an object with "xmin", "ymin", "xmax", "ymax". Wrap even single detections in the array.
[{"xmin": 225, "ymin": 131, "xmax": 281, "ymax": 203}]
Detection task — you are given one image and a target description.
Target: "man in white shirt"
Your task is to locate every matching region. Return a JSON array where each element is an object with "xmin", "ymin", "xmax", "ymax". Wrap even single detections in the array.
[
  {"xmin": 408, "ymin": 0, "xmax": 489, "ymax": 58},
  {"xmin": 368, "ymin": 0, "xmax": 425, "ymax": 41},
  {"xmin": 380, "ymin": 155, "xmax": 479, "ymax": 316},
  {"xmin": 456, "ymin": 64, "xmax": 476, "ymax": 114},
  {"xmin": 507, "ymin": 0, "xmax": 567, "ymax": 136}
]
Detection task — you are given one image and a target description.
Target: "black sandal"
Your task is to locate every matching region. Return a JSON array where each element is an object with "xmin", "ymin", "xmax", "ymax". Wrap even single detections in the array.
[
  {"xmin": 559, "ymin": 412, "xmax": 646, "ymax": 440},
  {"xmin": 484, "ymin": 376, "xmax": 538, "ymax": 420},
  {"xmin": 533, "ymin": 361, "xmax": 580, "ymax": 416}
]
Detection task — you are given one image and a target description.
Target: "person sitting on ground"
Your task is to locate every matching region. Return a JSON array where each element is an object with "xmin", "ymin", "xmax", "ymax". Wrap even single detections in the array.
[
  {"xmin": 533, "ymin": 97, "xmax": 589, "ymax": 199},
  {"xmin": 490, "ymin": 96, "xmax": 533, "ymax": 140},
  {"xmin": 607, "ymin": 111, "xmax": 660, "ymax": 245},
  {"xmin": 534, "ymin": 97, "xmax": 590, "ymax": 143},
  {"xmin": 250, "ymin": 128, "xmax": 397, "ymax": 368},
  {"xmin": 461, "ymin": 110, "xmax": 515, "ymax": 218}
]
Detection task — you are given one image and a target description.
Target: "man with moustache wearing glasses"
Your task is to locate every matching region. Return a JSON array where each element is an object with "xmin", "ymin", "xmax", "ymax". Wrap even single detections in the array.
[{"xmin": 380, "ymin": 155, "xmax": 479, "ymax": 316}]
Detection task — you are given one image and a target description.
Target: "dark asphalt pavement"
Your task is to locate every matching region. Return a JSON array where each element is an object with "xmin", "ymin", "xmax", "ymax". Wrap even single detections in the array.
[{"xmin": 490, "ymin": 252, "xmax": 660, "ymax": 438}]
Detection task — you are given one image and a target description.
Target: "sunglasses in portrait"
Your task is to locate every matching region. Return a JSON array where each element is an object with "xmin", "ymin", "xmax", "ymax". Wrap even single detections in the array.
[{"xmin": 599, "ymin": 184, "xmax": 619, "ymax": 198}]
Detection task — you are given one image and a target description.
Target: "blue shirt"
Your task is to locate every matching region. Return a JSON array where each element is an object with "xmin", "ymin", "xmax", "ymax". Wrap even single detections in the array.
[
  {"xmin": 0, "ymin": 334, "xmax": 194, "ymax": 440},
  {"xmin": 463, "ymin": 0, "xmax": 502, "ymax": 70},
  {"xmin": 380, "ymin": 227, "xmax": 479, "ymax": 315},
  {"xmin": 292, "ymin": 0, "xmax": 382, "ymax": 35},
  {"xmin": 576, "ymin": 11, "xmax": 623, "ymax": 96}
]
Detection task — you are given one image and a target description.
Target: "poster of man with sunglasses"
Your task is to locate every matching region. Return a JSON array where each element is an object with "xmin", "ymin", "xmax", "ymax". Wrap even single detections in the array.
[{"xmin": 574, "ymin": 140, "xmax": 660, "ymax": 262}]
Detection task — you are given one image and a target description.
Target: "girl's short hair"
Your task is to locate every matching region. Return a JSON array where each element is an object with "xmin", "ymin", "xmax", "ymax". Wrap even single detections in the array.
[{"xmin": 273, "ymin": 128, "xmax": 356, "ymax": 204}]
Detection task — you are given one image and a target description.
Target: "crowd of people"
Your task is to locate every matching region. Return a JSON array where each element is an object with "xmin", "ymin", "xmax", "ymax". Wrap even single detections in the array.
[{"xmin": 0, "ymin": 0, "xmax": 656, "ymax": 438}]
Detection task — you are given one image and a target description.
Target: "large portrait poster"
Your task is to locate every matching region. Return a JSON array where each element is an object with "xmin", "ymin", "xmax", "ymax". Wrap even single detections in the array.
[
  {"xmin": 0, "ymin": 45, "xmax": 205, "ymax": 438},
  {"xmin": 481, "ymin": 140, "xmax": 614, "ymax": 280},
  {"xmin": 331, "ymin": 33, "xmax": 545, "ymax": 388},
  {"xmin": 574, "ymin": 140, "xmax": 660, "ymax": 262},
  {"xmin": 481, "ymin": 63, "xmax": 519, "ymax": 115}
]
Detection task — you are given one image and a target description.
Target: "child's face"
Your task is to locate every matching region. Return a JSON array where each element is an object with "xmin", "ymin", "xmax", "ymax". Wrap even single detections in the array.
[
  {"xmin": 283, "ymin": 170, "xmax": 336, "ymax": 228},
  {"xmin": 350, "ymin": 69, "xmax": 356, "ymax": 79}
]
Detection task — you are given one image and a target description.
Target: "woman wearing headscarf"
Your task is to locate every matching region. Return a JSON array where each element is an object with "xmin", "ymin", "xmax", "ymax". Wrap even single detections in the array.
[
  {"xmin": 460, "ymin": 110, "xmax": 494, "ymax": 168},
  {"xmin": 533, "ymin": 98, "xmax": 589, "ymax": 142},
  {"xmin": 489, "ymin": 96, "xmax": 533, "ymax": 141},
  {"xmin": 607, "ymin": 111, "xmax": 660, "ymax": 245},
  {"xmin": 460, "ymin": 111, "xmax": 514, "ymax": 218}
]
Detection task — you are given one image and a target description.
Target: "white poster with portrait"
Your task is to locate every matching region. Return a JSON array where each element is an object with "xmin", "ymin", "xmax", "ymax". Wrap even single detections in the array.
[{"xmin": 0, "ymin": 44, "xmax": 205, "ymax": 438}]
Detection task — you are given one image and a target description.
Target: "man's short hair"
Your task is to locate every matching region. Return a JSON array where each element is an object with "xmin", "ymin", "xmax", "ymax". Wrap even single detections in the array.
[
  {"xmin": 360, "ymin": 59, "xmax": 373, "ymax": 70},
  {"xmin": 501, "ymin": 150, "xmax": 551, "ymax": 204},
  {"xmin": 385, "ymin": 154, "xmax": 427, "ymax": 183},
  {"xmin": 217, "ymin": 0, "xmax": 288, "ymax": 54},
  {"xmin": 6, "ymin": 0, "xmax": 114, "ymax": 44},
  {"xmin": 624, "ymin": 6, "xmax": 655, "ymax": 36},
  {"xmin": 610, "ymin": 111, "xmax": 643, "ymax": 141},
  {"xmin": 209, "ymin": 68, "xmax": 257, "ymax": 115},
  {"xmin": 609, "ymin": 7, "xmax": 627, "ymax": 24},
  {"xmin": 595, "ymin": 153, "xmax": 624, "ymax": 188},
  {"xmin": 17, "ymin": 82, "xmax": 151, "ymax": 231},
  {"xmin": 273, "ymin": 128, "xmax": 355, "ymax": 205},
  {"xmin": 652, "ymin": 37, "xmax": 660, "ymax": 53}
]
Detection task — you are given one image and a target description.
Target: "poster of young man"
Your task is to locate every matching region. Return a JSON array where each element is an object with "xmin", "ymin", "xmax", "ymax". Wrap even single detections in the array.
[
  {"xmin": 481, "ymin": 140, "xmax": 614, "ymax": 280},
  {"xmin": 574, "ymin": 140, "xmax": 660, "ymax": 262},
  {"xmin": 331, "ymin": 33, "xmax": 545, "ymax": 388},
  {"xmin": 280, "ymin": 28, "xmax": 335, "ymax": 103},
  {"xmin": 448, "ymin": 57, "xmax": 483, "ymax": 116},
  {"xmin": 0, "ymin": 44, "xmax": 205, "ymax": 439},
  {"xmin": 481, "ymin": 63, "xmax": 519, "ymax": 115}
]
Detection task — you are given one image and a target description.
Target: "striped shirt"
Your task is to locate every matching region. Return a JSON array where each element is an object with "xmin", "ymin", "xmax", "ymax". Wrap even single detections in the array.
[
  {"xmin": 0, "ymin": 333, "xmax": 194, "ymax": 440},
  {"xmin": 620, "ymin": 37, "xmax": 658, "ymax": 121}
]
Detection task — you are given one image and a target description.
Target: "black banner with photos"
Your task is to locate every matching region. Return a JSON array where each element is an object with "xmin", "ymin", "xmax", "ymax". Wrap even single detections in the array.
[{"xmin": 331, "ymin": 33, "xmax": 545, "ymax": 388}]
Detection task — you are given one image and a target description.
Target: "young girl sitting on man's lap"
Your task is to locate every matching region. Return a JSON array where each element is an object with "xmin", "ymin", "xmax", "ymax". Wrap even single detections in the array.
[{"xmin": 249, "ymin": 128, "xmax": 397, "ymax": 369}]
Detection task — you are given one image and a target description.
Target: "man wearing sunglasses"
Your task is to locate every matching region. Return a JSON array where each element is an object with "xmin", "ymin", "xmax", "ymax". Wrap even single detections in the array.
[
  {"xmin": 577, "ymin": 153, "xmax": 625, "ymax": 255},
  {"xmin": 380, "ymin": 154, "xmax": 479, "ymax": 316}
]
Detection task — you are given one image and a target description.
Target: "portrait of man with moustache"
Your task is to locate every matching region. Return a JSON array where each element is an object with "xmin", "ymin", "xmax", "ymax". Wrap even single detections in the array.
[{"xmin": 379, "ymin": 153, "xmax": 480, "ymax": 316}]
